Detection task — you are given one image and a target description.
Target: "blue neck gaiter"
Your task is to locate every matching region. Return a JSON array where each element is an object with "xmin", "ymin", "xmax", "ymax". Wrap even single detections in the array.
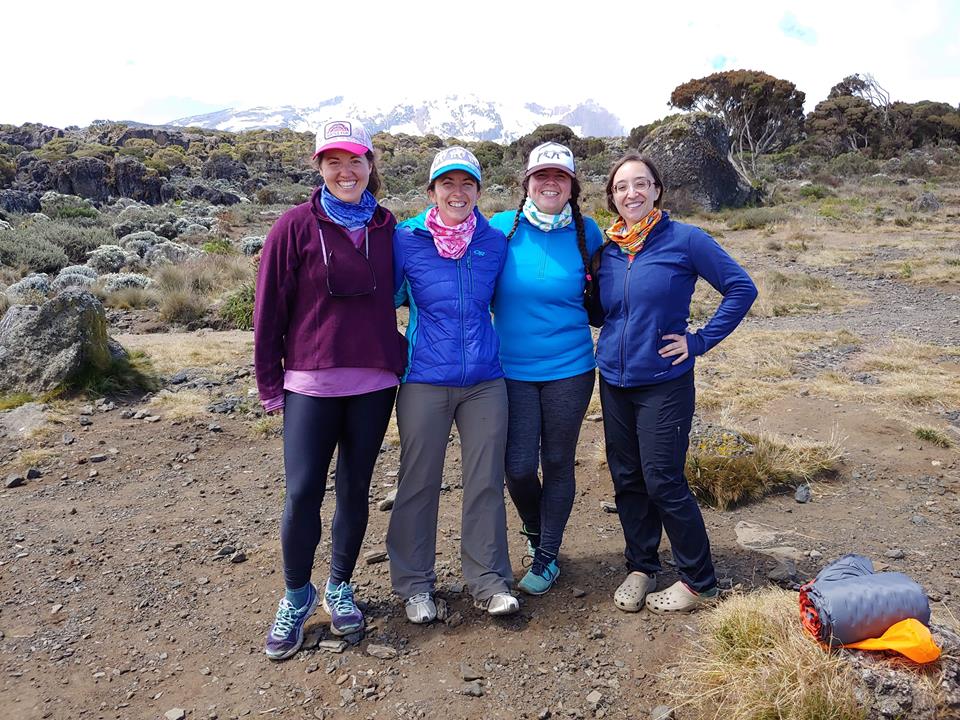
[{"xmin": 320, "ymin": 185, "xmax": 378, "ymax": 230}]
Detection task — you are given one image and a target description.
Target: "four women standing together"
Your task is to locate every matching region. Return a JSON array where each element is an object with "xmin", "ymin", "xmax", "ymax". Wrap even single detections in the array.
[{"xmin": 254, "ymin": 119, "xmax": 756, "ymax": 660}]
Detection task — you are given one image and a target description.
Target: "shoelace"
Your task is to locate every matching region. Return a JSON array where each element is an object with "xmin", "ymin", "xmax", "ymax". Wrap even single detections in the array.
[
  {"xmin": 270, "ymin": 598, "xmax": 299, "ymax": 637},
  {"xmin": 327, "ymin": 582, "xmax": 357, "ymax": 616},
  {"xmin": 407, "ymin": 592, "xmax": 432, "ymax": 606}
]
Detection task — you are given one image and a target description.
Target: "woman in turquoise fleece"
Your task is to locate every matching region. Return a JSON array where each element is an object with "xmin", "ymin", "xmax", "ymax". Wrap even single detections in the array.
[{"xmin": 490, "ymin": 142, "xmax": 603, "ymax": 595}]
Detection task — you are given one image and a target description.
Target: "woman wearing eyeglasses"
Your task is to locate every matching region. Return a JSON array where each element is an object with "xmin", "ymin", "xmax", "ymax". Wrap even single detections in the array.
[
  {"xmin": 254, "ymin": 119, "xmax": 406, "ymax": 659},
  {"xmin": 386, "ymin": 146, "xmax": 519, "ymax": 623},
  {"xmin": 594, "ymin": 153, "xmax": 756, "ymax": 613}
]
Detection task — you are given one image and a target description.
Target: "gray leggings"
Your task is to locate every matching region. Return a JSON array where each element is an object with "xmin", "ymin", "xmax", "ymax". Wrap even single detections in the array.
[
  {"xmin": 386, "ymin": 379, "xmax": 513, "ymax": 602},
  {"xmin": 504, "ymin": 369, "xmax": 596, "ymax": 557}
]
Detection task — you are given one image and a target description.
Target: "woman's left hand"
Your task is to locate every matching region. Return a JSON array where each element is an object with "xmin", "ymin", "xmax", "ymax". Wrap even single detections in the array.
[{"xmin": 659, "ymin": 333, "xmax": 689, "ymax": 365}]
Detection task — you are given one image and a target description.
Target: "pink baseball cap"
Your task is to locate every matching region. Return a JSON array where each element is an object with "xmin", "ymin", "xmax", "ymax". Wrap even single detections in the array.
[{"xmin": 313, "ymin": 118, "xmax": 374, "ymax": 158}]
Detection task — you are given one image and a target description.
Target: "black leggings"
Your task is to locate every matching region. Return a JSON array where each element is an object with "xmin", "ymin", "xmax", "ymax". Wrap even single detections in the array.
[{"xmin": 280, "ymin": 387, "xmax": 396, "ymax": 589}]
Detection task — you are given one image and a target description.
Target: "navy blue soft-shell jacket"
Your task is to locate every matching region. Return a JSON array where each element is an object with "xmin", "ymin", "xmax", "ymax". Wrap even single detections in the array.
[
  {"xmin": 595, "ymin": 212, "xmax": 757, "ymax": 387},
  {"xmin": 393, "ymin": 207, "xmax": 507, "ymax": 386}
]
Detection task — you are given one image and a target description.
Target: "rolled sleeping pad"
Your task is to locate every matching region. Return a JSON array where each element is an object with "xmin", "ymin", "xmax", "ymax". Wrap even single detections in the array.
[{"xmin": 799, "ymin": 554, "xmax": 931, "ymax": 646}]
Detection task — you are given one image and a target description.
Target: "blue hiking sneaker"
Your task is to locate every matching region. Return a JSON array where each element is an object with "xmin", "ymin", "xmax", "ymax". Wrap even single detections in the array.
[
  {"xmin": 322, "ymin": 579, "xmax": 364, "ymax": 636},
  {"xmin": 517, "ymin": 553, "xmax": 560, "ymax": 596},
  {"xmin": 264, "ymin": 583, "xmax": 318, "ymax": 661}
]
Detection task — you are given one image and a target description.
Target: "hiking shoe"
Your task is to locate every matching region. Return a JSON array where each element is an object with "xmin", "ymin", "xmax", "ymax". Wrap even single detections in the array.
[
  {"xmin": 475, "ymin": 592, "xmax": 519, "ymax": 616},
  {"xmin": 322, "ymin": 580, "xmax": 364, "ymax": 636},
  {"xmin": 404, "ymin": 592, "xmax": 437, "ymax": 624},
  {"xmin": 518, "ymin": 555, "xmax": 560, "ymax": 596},
  {"xmin": 264, "ymin": 583, "xmax": 318, "ymax": 661}
]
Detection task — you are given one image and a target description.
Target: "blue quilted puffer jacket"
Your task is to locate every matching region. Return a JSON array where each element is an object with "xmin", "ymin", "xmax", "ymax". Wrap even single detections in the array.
[{"xmin": 393, "ymin": 208, "xmax": 507, "ymax": 386}]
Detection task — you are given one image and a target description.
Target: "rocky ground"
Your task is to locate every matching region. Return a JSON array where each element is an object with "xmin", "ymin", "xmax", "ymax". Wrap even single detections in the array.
[{"xmin": 1, "ymin": 226, "xmax": 959, "ymax": 720}]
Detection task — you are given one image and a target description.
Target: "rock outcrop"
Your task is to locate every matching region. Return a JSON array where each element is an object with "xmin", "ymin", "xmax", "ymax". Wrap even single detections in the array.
[
  {"xmin": 0, "ymin": 289, "xmax": 123, "ymax": 394},
  {"xmin": 638, "ymin": 113, "xmax": 753, "ymax": 212}
]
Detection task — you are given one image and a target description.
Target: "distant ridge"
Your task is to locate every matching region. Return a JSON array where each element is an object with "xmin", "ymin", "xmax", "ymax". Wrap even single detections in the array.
[{"xmin": 169, "ymin": 95, "xmax": 625, "ymax": 142}]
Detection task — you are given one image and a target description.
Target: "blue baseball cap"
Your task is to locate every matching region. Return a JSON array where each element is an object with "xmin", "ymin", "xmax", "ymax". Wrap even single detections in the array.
[{"xmin": 429, "ymin": 146, "xmax": 482, "ymax": 184}]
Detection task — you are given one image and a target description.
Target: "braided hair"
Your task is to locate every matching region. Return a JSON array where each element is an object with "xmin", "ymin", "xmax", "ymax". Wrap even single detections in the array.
[{"xmin": 506, "ymin": 177, "xmax": 591, "ymax": 298}]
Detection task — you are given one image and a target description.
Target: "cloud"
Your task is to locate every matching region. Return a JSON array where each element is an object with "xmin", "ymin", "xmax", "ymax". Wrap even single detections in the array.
[{"xmin": 779, "ymin": 13, "xmax": 817, "ymax": 45}]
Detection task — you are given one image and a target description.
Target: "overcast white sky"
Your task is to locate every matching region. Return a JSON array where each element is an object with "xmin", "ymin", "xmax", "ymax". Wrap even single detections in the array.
[{"xmin": 6, "ymin": 0, "xmax": 959, "ymax": 131}]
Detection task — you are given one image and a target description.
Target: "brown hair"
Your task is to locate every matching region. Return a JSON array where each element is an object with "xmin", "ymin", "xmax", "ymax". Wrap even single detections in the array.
[
  {"xmin": 604, "ymin": 153, "xmax": 664, "ymax": 214},
  {"xmin": 312, "ymin": 150, "xmax": 382, "ymax": 197}
]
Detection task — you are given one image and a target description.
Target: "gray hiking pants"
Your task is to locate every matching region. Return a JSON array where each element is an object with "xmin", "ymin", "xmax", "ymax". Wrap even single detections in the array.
[{"xmin": 386, "ymin": 379, "xmax": 513, "ymax": 602}]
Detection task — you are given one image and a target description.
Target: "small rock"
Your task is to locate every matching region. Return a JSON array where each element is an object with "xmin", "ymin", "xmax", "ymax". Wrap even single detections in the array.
[
  {"xmin": 794, "ymin": 484, "xmax": 812, "ymax": 503},
  {"xmin": 461, "ymin": 681, "xmax": 484, "ymax": 697},
  {"xmin": 650, "ymin": 706, "xmax": 674, "ymax": 720},
  {"xmin": 79, "ymin": 405, "xmax": 94, "ymax": 416},
  {"xmin": 317, "ymin": 639, "xmax": 348, "ymax": 653},
  {"xmin": 207, "ymin": 423, "xmax": 222, "ymax": 433},
  {"xmin": 339, "ymin": 688, "xmax": 354, "ymax": 705},
  {"xmin": 199, "ymin": 667, "xmax": 211, "ymax": 676},
  {"xmin": 367, "ymin": 644, "xmax": 398, "ymax": 660},
  {"xmin": 145, "ymin": 415, "xmax": 161, "ymax": 423},
  {"xmin": 170, "ymin": 370, "xmax": 190, "ymax": 384},
  {"xmin": 537, "ymin": 710, "xmax": 552, "ymax": 720},
  {"xmin": 460, "ymin": 663, "xmax": 483, "ymax": 681},
  {"xmin": 301, "ymin": 627, "xmax": 323, "ymax": 650},
  {"xmin": 78, "ymin": 417, "xmax": 93, "ymax": 427},
  {"xmin": 215, "ymin": 545, "xmax": 236, "ymax": 556},
  {"xmin": 89, "ymin": 454, "xmax": 108, "ymax": 463},
  {"xmin": 26, "ymin": 467, "xmax": 41, "ymax": 479},
  {"xmin": 600, "ymin": 500, "xmax": 617, "ymax": 513},
  {"xmin": 343, "ymin": 630, "xmax": 364, "ymax": 646},
  {"xmin": 768, "ymin": 559, "xmax": 799, "ymax": 585},
  {"xmin": 911, "ymin": 515, "xmax": 928, "ymax": 526},
  {"xmin": 378, "ymin": 489, "xmax": 397, "ymax": 512},
  {"xmin": 885, "ymin": 548, "xmax": 905, "ymax": 559},
  {"xmin": 62, "ymin": 433, "xmax": 76, "ymax": 445},
  {"xmin": 808, "ymin": 550, "xmax": 823, "ymax": 560},
  {"xmin": 572, "ymin": 587, "xmax": 587, "ymax": 598},
  {"xmin": 585, "ymin": 414, "xmax": 603, "ymax": 422},
  {"xmin": 120, "ymin": 410, "xmax": 134, "ymax": 419},
  {"xmin": 363, "ymin": 549, "xmax": 388, "ymax": 564},
  {"xmin": 164, "ymin": 710, "xmax": 186, "ymax": 720},
  {"xmin": 133, "ymin": 410, "xmax": 147, "ymax": 420},
  {"xmin": 586, "ymin": 690, "xmax": 603, "ymax": 708},
  {"xmin": 51, "ymin": 603, "xmax": 63, "ymax": 614},
  {"xmin": 5, "ymin": 474, "xmax": 26, "ymax": 489},
  {"xmin": 448, "ymin": 581, "xmax": 465, "ymax": 594},
  {"xmin": 229, "ymin": 551, "xmax": 246, "ymax": 563}
]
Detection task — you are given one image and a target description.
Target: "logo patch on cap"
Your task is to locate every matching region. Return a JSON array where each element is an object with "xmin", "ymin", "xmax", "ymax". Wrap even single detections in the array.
[{"xmin": 325, "ymin": 121, "xmax": 353, "ymax": 139}]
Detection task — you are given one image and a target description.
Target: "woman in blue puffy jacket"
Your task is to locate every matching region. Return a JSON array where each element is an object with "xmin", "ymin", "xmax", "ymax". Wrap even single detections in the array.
[
  {"xmin": 386, "ymin": 146, "xmax": 519, "ymax": 623},
  {"xmin": 490, "ymin": 142, "xmax": 604, "ymax": 596},
  {"xmin": 594, "ymin": 153, "xmax": 757, "ymax": 614}
]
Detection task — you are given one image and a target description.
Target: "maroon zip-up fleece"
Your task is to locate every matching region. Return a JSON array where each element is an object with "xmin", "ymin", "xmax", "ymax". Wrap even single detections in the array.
[{"xmin": 253, "ymin": 187, "xmax": 407, "ymax": 404}]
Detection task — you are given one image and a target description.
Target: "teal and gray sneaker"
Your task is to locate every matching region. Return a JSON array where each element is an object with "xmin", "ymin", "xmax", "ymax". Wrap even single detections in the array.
[
  {"xmin": 322, "ymin": 579, "xmax": 364, "ymax": 636},
  {"xmin": 518, "ymin": 552, "xmax": 560, "ymax": 596},
  {"xmin": 264, "ymin": 583, "xmax": 318, "ymax": 660}
]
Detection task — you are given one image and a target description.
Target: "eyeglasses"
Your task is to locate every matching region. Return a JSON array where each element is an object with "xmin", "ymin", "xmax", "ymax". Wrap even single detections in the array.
[
  {"xmin": 612, "ymin": 178, "xmax": 657, "ymax": 195},
  {"xmin": 318, "ymin": 225, "xmax": 377, "ymax": 297}
]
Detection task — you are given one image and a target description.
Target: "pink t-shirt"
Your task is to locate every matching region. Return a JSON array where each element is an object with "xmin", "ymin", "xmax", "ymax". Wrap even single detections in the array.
[{"xmin": 261, "ymin": 227, "xmax": 400, "ymax": 413}]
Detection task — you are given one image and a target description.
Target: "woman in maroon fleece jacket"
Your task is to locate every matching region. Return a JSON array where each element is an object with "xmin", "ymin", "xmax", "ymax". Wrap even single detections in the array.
[{"xmin": 254, "ymin": 119, "xmax": 406, "ymax": 660}]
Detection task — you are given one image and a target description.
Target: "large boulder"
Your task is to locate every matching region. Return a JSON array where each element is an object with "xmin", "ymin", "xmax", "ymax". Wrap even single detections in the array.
[
  {"xmin": 0, "ymin": 289, "xmax": 122, "ymax": 395},
  {"xmin": 0, "ymin": 123, "xmax": 64, "ymax": 151},
  {"xmin": 202, "ymin": 155, "xmax": 249, "ymax": 182},
  {"xmin": 113, "ymin": 156, "xmax": 164, "ymax": 204},
  {"xmin": 0, "ymin": 189, "xmax": 41, "ymax": 214},
  {"xmin": 638, "ymin": 113, "xmax": 753, "ymax": 212},
  {"xmin": 51, "ymin": 157, "xmax": 112, "ymax": 202}
]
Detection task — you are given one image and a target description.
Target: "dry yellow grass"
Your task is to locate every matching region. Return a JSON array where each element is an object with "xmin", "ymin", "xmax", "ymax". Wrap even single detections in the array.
[
  {"xmin": 695, "ymin": 330, "xmax": 859, "ymax": 412},
  {"xmin": 116, "ymin": 331, "xmax": 253, "ymax": 375},
  {"xmin": 811, "ymin": 339, "xmax": 960, "ymax": 416},
  {"xmin": 691, "ymin": 270, "xmax": 864, "ymax": 320},
  {"xmin": 667, "ymin": 589, "xmax": 866, "ymax": 720},
  {"xmin": 147, "ymin": 389, "xmax": 210, "ymax": 420},
  {"xmin": 688, "ymin": 426, "xmax": 843, "ymax": 509}
]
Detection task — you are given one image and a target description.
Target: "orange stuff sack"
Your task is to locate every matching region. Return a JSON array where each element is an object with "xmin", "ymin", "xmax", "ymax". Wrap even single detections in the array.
[{"xmin": 843, "ymin": 618, "xmax": 942, "ymax": 664}]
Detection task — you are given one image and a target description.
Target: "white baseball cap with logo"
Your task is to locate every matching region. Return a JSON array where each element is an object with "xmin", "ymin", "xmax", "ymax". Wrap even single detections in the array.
[
  {"xmin": 525, "ymin": 142, "xmax": 576, "ymax": 177},
  {"xmin": 313, "ymin": 119, "xmax": 374, "ymax": 158}
]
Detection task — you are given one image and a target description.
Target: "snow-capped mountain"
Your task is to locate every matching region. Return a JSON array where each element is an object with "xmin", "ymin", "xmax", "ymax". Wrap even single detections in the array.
[{"xmin": 169, "ymin": 95, "xmax": 625, "ymax": 141}]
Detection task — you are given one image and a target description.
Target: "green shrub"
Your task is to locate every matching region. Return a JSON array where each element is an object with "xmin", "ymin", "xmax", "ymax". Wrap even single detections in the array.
[
  {"xmin": 725, "ymin": 207, "xmax": 788, "ymax": 230},
  {"xmin": 0, "ymin": 227, "xmax": 69, "ymax": 273},
  {"xmin": 219, "ymin": 282, "xmax": 255, "ymax": 330},
  {"xmin": 0, "ymin": 156, "xmax": 14, "ymax": 185},
  {"xmin": 826, "ymin": 152, "xmax": 880, "ymax": 178},
  {"xmin": 201, "ymin": 238, "xmax": 235, "ymax": 255},
  {"xmin": 799, "ymin": 184, "xmax": 831, "ymax": 200},
  {"xmin": 72, "ymin": 350, "xmax": 160, "ymax": 397},
  {"xmin": 51, "ymin": 206, "xmax": 99, "ymax": 220}
]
